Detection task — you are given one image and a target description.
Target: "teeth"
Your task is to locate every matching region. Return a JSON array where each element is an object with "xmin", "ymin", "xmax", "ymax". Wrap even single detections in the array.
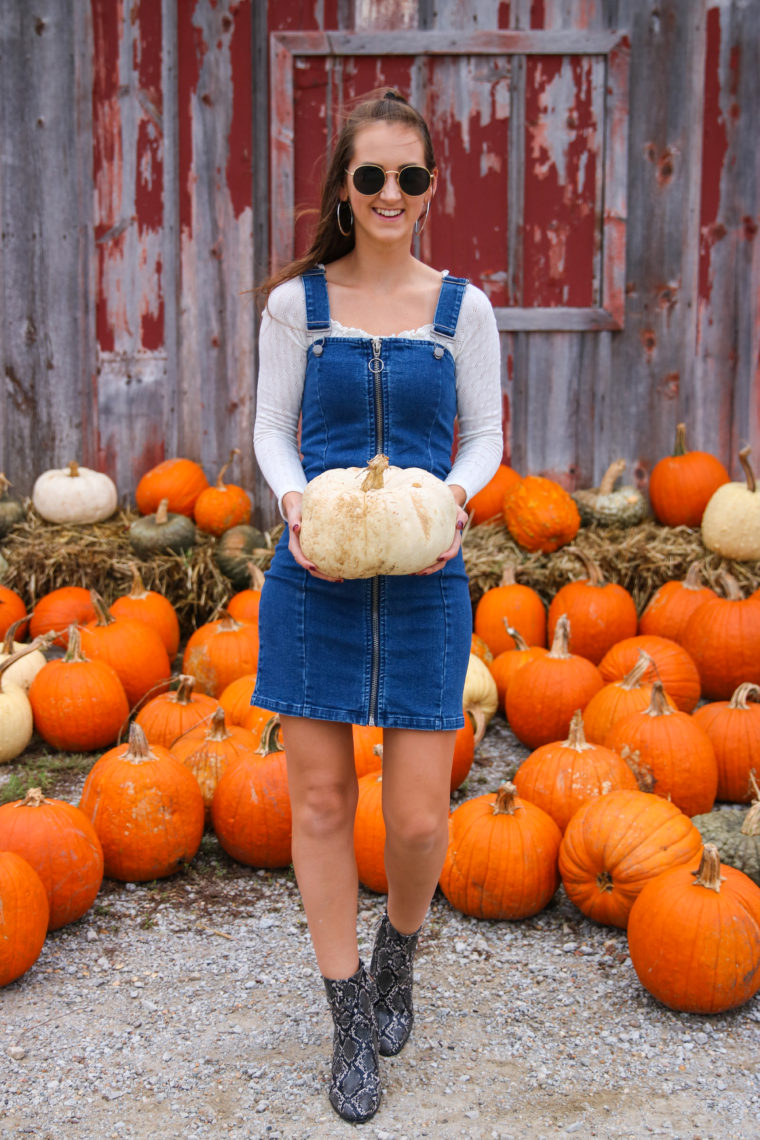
[{"xmin": 376, "ymin": 208, "xmax": 402, "ymax": 217}]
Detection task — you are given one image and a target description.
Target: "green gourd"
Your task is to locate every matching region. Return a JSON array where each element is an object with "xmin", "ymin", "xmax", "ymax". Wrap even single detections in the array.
[
  {"xmin": 692, "ymin": 774, "xmax": 760, "ymax": 887},
  {"xmin": 0, "ymin": 474, "xmax": 25, "ymax": 538},
  {"xmin": 572, "ymin": 460, "xmax": 649, "ymax": 528},
  {"xmin": 129, "ymin": 498, "xmax": 196, "ymax": 557},
  {"xmin": 213, "ymin": 523, "xmax": 268, "ymax": 589}
]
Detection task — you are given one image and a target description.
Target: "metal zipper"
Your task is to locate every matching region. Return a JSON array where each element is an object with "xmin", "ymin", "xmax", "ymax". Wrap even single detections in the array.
[{"xmin": 367, "ymin": 337, "xmax": 383, "ymax": 725}]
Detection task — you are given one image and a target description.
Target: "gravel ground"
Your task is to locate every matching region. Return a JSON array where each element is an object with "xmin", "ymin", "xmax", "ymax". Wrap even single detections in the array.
[{"xmin": 1, "ymin": 716, "xmax": 759, "ymax": 1140}]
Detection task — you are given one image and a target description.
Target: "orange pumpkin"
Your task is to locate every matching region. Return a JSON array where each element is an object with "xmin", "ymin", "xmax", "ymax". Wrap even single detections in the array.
[
  {"xmin": 547, "ymin": 550, "xmax": 637, "ymax": 665},
  {"xmin": 692, "ymin": 683, "xmax": 760, "ymax": 803},
  {"xmin": 211, "ymin": 717, "xmax": 292, "ymax": 868},
  {"xmin": 558, "ymin": 789, "xmax": 703, "ymax": 928},
  {"xmin": 505, "ymin": 615, "xmax": 604, "ymax": 749},
  {"xmin": 470, "ymin": 632, "xmax": 493, "ymax": 665},
  {"xmin": 182, "ymin": 610, "xmax": 259, "ymax": 698},
  {"xmin": 648, "ymin": 423, "xmax": 729, "ymax": 527},
  {"xmin": 110, "ymin": 564, "xmax": 180, "ymax": 659},
  {"xmin": 605, "ymin": 682, "xmax": 718, "ymax": 817},
  {"xmin": 354, "ymin": 770, "xmax": 387, "ymax": 893},
  {"xmin": 582, "ymin": 651, "xmax": 676, "ymax": 745},
  {"xmin": 513, "ymin": 710, "xmax": 638, "ymax": 831},
  {"xmin": 134, "ymin": 673, "xmax": 219, "ymax": 750},
  {"xmin": 28, "ymin": 626, "xmax": 130, "ymax": 751},
  {"xmin": 193, "ymin": 449, "xmax": 252, "ymax": 536},
  {"xmin": 226, "ymin": 564, "xmax": 265, "ymax": 626},
  {"xmin": 0, "ymin": 585, "xmax": 26, "ymax": 641},
  {"xmin": 474, "ymin": 565, "xmax": 547, "ymax": 655},
  {"xmin": 627, "ymin": 843, "xmax": 760, "ymax": 1013},
  {"xmin": 0, "ymin": 851, "xmax": 49, "ymax": 987},
  {"xmin": 440, "ymin": 782, "xmax": 561, "ymax": 919},
  {"xmin": 79, "ymin": 723, "xmax": 205, "ymax": 882},
  {"xmin": 135, "ymin": 457, "xmax": 209, "ymax": 517},
  {"xmin": 502, "ymin": 475, "xmax": 580, "ymax": 554},
  {"xmin": 598, "ymin": 634, "xmax": 701, "ymax": 713},
  {"xmin": 28, "ymin": 586, "xmax": 97, "ymax": 647},
  {"xmin": 489, "ymin": 626, "xmax": 548, "ymax": 711},
  {"xmin": 450, "ymin": 713, "xmax": 477, "ymax": 792},
  {"xmin": 0, "ymin": 788, "xmax": 103, "ymax": 930},
  {"xmin": 218, "ymin": 673, "xmax": 258, "ymax": 725},
  {"xmin": 679, "ymin": 573, "xmax": 760, "ymax": 699},
  {"xmin": 171, "ymin": 706, "xmax": 259, "ymax": 820},
  {"xmin": 80, "ymin": 591, "xmax": 172, "ymax": 709},
  {"xmin": 638, "ymin": 561, "xmax": 717, "ymax": 642},
  {"xmin": 468, "ymin": 464, "xmax": 521, "ymax": 525},
  {"xmin": 352, "ymin": 724, "xmax": 384, "ymax": 777}
]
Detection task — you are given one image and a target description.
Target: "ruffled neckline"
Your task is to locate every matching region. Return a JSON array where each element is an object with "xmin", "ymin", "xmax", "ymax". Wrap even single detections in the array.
[{"xmin": 328, "ymin": 319, "xmax": 435, "ymax": 339}]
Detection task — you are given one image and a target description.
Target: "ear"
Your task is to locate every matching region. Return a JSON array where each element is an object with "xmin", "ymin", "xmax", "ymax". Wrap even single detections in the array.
[{"xmin": 429, "ymin": 168, "xmax": 438, "ymax": 198}]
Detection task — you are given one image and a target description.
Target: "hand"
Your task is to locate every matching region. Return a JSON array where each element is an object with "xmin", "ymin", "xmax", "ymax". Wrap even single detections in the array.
[
  {"xmin": 282, "ymin": 491, "xmax": 343, "ymax": 583},
  {"xmin": 416, "ymin": 501, "xmax": 470, "ymax": 576}
]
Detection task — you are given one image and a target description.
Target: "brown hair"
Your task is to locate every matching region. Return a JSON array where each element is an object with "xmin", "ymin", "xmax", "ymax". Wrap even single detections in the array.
[{"xmin": 259, "ymin": 89, "xmax": 436, "ymax": 303}]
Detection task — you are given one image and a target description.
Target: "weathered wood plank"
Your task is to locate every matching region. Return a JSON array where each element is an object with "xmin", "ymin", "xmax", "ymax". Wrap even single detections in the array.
[
  {"xmin": 271, "ymin": 29, "xmax": 625, "ymax": 55},
  {"xmin": 0, "ymin": 1, "xmax": 95, "ymax": 496}
]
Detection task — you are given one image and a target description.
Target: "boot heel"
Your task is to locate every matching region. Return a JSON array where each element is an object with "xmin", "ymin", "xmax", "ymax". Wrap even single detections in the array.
[{"xmin": 323, "ymin": 960, "xmax": 381, "ymax": 1122}]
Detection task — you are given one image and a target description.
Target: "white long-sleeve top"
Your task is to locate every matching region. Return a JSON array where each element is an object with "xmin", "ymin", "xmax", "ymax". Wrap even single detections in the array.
[{"xmin": 253, "ymin": 273, "xmax": 504, "ymax": 515}]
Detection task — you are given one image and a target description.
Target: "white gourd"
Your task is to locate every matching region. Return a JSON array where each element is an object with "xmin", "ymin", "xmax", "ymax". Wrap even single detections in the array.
[
  {"xmin": 299, "ymin": 454, "xmax": 458, "ymax": 578},
  {"xmin": 32, "ymin": 460, "xmax": 118, "ymax": 525},
  {"xmin": 701, "ymin": 448, "xmax": 760, "ymax": 561},
  {"xmin": 0, "ymin": 620, "xmax": 48, "ymax": 692},
  {"xmin": 0, "ymin": 645, "xmax": 40, "ymax": 762},
  {"xmin": 463, "ymin": 652, "xmax": 499, "ymax": 726}
]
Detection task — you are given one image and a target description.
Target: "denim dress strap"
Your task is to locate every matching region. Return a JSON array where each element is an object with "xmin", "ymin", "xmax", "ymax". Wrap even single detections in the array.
[
  {"xmin": 433, "ymin": 274, "xmax": 468, "ymax": 338},
  {"xmin": 302, "ymin": 266, "xmax": 331, "ymax": 332}
]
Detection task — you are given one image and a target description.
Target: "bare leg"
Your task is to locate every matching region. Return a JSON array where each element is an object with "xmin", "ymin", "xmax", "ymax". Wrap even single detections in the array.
[
  {"xmin": 381, "ymin": 727, "xmax": 455, "ymax": 933},
  {"xmin": 279, "ymin": 715, "xmax": 360, "ymax": 979}
]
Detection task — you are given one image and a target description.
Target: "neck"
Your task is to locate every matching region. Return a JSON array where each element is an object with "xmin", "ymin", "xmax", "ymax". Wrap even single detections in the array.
[{"xmin": 337, "ymin": 242, "xmax": 420, "ymax": 291}]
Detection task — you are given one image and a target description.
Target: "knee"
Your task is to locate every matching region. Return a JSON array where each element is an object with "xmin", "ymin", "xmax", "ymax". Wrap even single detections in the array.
[
  {"xmin": 385, "ymin": 810, "xmax": 448, "ymax": 856},
  {"xmin": 293, "ymin": 780, "xmax": 358, "ymax": 839}
]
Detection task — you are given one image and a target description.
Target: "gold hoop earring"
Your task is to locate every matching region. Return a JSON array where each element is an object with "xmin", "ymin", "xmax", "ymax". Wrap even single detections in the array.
[
  {"xmin": 414, "ymin": 200, "xmax": 430, "ymax": 236},
  {"xmin": 336, "ymin": 200, "xmax": 353, "ymax": 237}
]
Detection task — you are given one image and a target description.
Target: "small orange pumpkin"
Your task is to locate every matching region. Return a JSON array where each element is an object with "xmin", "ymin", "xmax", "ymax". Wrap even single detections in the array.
[
  {"xmin": 0, "ymin": 585, "xmax": 26, "ymax": 641},
  {"xmin": 135, "ymin": 456, "xmax": 209, "ymax": 517},
  {"xmin": 110, "ymin": 564, "xmax": 180, "ymax": 659},
  {"xmin": 193, "ymin": 449, "xmax": 252, "ymax": 536},
  {"xmin": 648, "ymin": 422, "xmax": 729, "ymax": 527},
  {"xmin": 502, "ymin": 475, "xmax": 580, "ymax": 554},
  {"xmin": 582, "ymin": 651, "xmax": 676, "ymax": 744},
  {"xmin": 692, "ymin": 683, "xmax": 760, "ymax": 803},
  {"xmin": 598, "ymin": 634, "xmax": 701, "ymax": 713},
  {"xmin": 490, "ymin": 626, "xmax": 549, "ymax": 711},
  {"xmin": 638, "ymin": 561, "xmax": 717, "ymax": 642},
  {"xmin": 354, "ymin": 770, "xmax": 387, "ymax": 894},
  {"xmin": 182, "ymin": 610, "xmax": 259, "ymax": 698},
  {"xmin": 679, "ymin": 572, "xmax": 760, "ymax": 699},
  {"xmin": 474, "ymin": 564, "xmax": 547, "ymax": 655},
  {"xmin": 468, "ymin": 464, "xmax": 521, "ymax": 525},
  {"xmin": 28, "ymin": 586, "xmax": 97, "ymax": 647},
  {"xmin": 134, "ymin": 673, "xmax": 219, "ymax": 750},
  {"xmin": 226, "ymin": 564, "xmax": 265, "ymax": 627},
  {"xmin": 547, "ymin": 549, "xmax": 637, "ymax": 665},
  {"xmin": 171, "ymin": 706, "xmax": 259, "ymax": 820},
  {"xmin": 80, "ymin": 591, "xmax": 172, "ymax": 709},
  {"xmin": 0, "ymin": 851, "xmax": 49, "ymax": 987}
]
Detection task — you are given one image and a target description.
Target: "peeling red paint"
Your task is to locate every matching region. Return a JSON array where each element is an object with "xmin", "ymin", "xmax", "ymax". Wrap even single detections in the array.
[
  {"xmin": 699, "ymin": 6, "xmax": 730, "ymax": 303},
  {"xmin": 226, "ymin": 2, "xmax": 253, "ymax": 220},
  {"xmin": 530, "ymin": 0, "xmax": 545, "ymax": 31}
]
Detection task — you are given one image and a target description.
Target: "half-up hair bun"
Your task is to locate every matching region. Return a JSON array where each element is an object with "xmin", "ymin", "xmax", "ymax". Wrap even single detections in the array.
[{"xmin": 382, "ymin": 89, "xmax": 408, "ymax": 103}]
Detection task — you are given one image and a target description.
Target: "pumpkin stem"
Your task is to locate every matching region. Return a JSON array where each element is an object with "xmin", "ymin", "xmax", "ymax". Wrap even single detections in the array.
[
  {"xmin": 215, "ymin": 448, "xmax": 240, "ymax": 489},
  {"xmin": 691, "ymin": 844, "xmax": 724, "ymax": 893},
  {"xmin": 548, "ymin": 614, "xmax": 572, "ymax": 659},
  {"xmin": 620, "ymin": 745, "xmax": 656, "ymax": 792},
  {"xmin": 361, "ymin": 453, "xmax": 390, "ymax": 492},
  {"xmin": 597, "ymin": 459, "xmax": 627, "ymax": 496},
  {"xmin": 467, "ymin": 706, "xmax": 487, "ymax": 746},
  {"xmin": 174, "ymin": 674, "xmax": 198, "ymax": 705},
  {"xmin": 499, "ymin": 564, "xmax": 518, "ymax": 587},
  {"xmin": 643, "ymin": 680, "xmax": 675, "ymax": 718},
  {"xmin": 127, "ymin": 562, "xmax": 149, "ymax": 598},
  {"xmin": 245, "ymin": 561, "xmax": 266, "ymax": 591},
  {"xmin": 256, "ymin": 714, "xmax": 283, "ymax": 756},
  {"xmin": 738, "ymin": 446, "xmax": 756, "ymax": 494},
  {"xmin": 1, "ymin": 615, "xmax": 33, "ymax": 654},
  {"xmin": 728, "ymin": 682, "xmax": 760, "ymax": 711},
  {"xmin": 717, "ymin": 570, "xmax": 744, "ymax": 601},
  {"xmin": 153, "ymin": 498, "xmax": 170, "ymax": 526},
  {"xmin": 492, "ymin": 781, "xmax": 522, "ymax": 816},
  {"xmin": 18, "ymin": 788, "xmax": 47, "ymax": 808},
  {"xmin": 741, "ymin": 795, "xmax": 760, "ymax": 837},
  {"xmin": 215, "ymin": 609, "xmax": 243, "ymax": 631},
  {"xmin": 564, "ymin": 709, "xmax": 593, "ymax": 751},
  {"xmin": 565, "ymin": 547, "xmax": 606, "ymax": 588},
  {"xmin": 682, "ymin": 561, "xmax": 707, "ymax": 591},
  {"xmin": 63, "ymin": 625, "xmax": 90, "ymax": 663},
  {"xmin": 620, "ymin": 650, "xmax": 657, "ymax": 691},
  {"xmin": 67, "ymin": 460, "xmax": 81, "ymax": 478},
  {"xmin": 123, "ymin": 722, "xmax": 156, "ymax": 764},
  {"xmin": 503, "ymin": 623, "xmax": 530, "ymax": 652},
  {"xmin": 89, "ymin": 590, "xmax": 116, "ymax": 627},
  {"xmin": 672, "ymin": 423, "xmax": 688, "ymax": 457},
  {"xmin": 204, "ymin": 706, "xmax": 232, "ymax": 742}
]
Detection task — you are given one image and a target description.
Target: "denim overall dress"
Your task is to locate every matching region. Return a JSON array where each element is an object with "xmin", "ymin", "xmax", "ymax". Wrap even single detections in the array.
[{"xmin": 252, "ymin": 266, "xmax": 472, "ymax": 730}]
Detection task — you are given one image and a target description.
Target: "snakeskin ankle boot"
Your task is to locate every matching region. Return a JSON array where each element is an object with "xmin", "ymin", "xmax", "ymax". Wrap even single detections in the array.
[
  {"xmin": 370, "ymin": 912, "xmax": 420, "ymax": 1057},
  {"xmin": 322, "ymin": 960, "xmax": 381, "ymax": 1123}
]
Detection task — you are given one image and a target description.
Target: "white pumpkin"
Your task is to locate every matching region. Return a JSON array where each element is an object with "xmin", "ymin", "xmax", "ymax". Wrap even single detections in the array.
[
  {"xmin": 0, "ymin": 646, "xmax": 37, "ymax": 762},
  {"xmin": 462, "ymin": 652, "xmax": 499, "ymax": 728},
  {"xmin": 32, "ymin": 460, "xmax": 118, "ymax": 524},
  {"xmin": 0, "ymin": 620, "xmax": 47, "ymax": 692},
  {"xmin": 299, "ymin": 454, "xmax": 458, "ymax": 578},
  {"xmin": 702, "ymin": 447, "xmax": 760, "ymax": 561}
]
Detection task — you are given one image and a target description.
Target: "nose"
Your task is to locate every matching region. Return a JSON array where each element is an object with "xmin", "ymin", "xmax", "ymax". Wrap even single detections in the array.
[{"xmin": 379, "ymin": 172, "xmax": 403, "ymax": 200}]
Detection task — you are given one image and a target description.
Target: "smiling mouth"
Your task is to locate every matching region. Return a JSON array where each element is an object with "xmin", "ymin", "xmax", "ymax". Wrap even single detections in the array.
[{"xmin": 374, "ymin": 208, "xmax": 404, "ymax": 218}]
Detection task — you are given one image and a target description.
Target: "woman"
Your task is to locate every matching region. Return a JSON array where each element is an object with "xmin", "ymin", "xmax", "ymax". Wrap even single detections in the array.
[{"xmin": 252, "ymin": 89, "xmax": 503, "ymax": 1123}]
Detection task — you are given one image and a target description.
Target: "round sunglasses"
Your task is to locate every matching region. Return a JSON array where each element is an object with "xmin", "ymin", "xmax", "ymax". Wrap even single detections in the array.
[{"xmin": 345, "ymin": 163, "xmax": 432, "ymax": 197}]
